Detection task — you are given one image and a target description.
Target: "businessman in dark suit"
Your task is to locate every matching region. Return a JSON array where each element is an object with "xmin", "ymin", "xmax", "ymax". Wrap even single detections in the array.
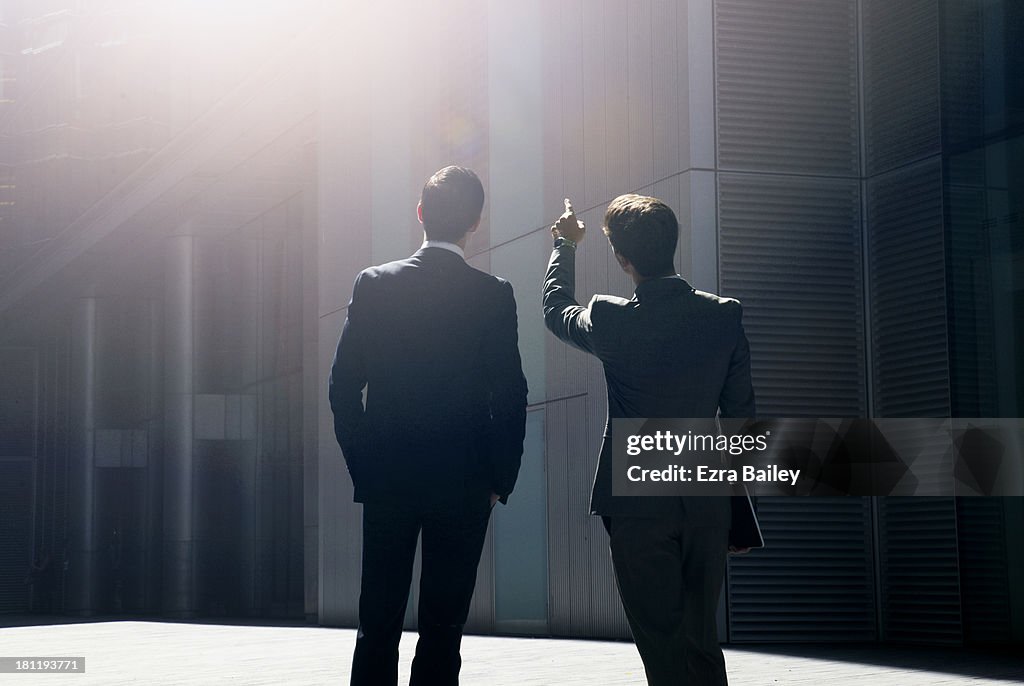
[
  {"xmin": 543, "ymin": 195, "xmax": 755, "ymax": 685},
  {"xmin": 329, "ymin": 165, "xmax": 528, "ymax": 686}
]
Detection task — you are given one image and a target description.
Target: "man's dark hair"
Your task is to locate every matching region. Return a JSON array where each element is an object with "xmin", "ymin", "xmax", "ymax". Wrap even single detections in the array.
[
  {"xmin": 602, "ymin": 194, "xmax": 678, "ymax": 277},
  {"xmin": 420, "ymin": 165, "xmax": 485, "ymax": 242}
]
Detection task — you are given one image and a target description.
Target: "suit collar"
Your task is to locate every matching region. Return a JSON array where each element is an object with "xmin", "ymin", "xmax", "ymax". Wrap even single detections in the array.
[
  {"xmin": 420, "ymin": 240, "xmax": 465, "ymax": 259},
  {"xmin": 413, "ymin": 245, "xmax": 467, "ymax": 265},
  {"xmin": 633, "ymin": 274, "xmax": 694, "ymax": 301}
]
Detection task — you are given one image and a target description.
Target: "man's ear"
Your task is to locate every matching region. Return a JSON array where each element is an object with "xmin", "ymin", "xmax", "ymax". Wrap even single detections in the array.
[
  {"xmin": 416, "ymin": 202, "xmax": 424, "ymax": 224},
  {"xmin": 466, "ymin": 215, "xmax": 481, "ymax": 234}
]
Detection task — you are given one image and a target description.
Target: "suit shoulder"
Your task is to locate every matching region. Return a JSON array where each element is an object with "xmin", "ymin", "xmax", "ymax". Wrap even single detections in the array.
[
  {"xmin": 351, "ymin": 258, "xmax": 401, "ymax": 288},
  {"xmin": 464, "ymin": 261, "xmax": 502, "ymax": 283},
  {"xmin": 590, "ymin": 294, "xmax": 633, "ymax": 309},
  {"xmin": 692, "ymin": 290, "xmax": 744, "ymax": 324},
  {"xmin": 588, "ymin": 294, "xmax": 633, "ymax": 328},
  {"xmin": 467, "ymin": 265, "xmax": 515, "ymax": 296},
  {"xmin": 361, "ymin": 256, "xmax": 418, "ymax": 280},
  {"xmin": 693, "ymin": 289, "xmax": 742, "ymax": 308}
]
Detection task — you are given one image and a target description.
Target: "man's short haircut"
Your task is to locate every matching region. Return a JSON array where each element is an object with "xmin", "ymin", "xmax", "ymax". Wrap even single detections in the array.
[
  {"xmin": 420, "ymin": 165, "xmax": 485, "ymax": 242},
  {"xmin": 602, "ymin": 194, "xmax": 678, "ymax": 277}
]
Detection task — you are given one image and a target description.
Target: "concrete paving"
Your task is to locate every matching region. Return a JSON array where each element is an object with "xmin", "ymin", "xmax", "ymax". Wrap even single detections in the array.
[{"xmin": 0, "ymin": 619, "xmax": 1021, "ymax": 685}]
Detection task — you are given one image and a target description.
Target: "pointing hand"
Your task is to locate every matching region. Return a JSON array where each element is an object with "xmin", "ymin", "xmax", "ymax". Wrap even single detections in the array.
[{"xmin": 551, "ymin": 198, "xmax": 586, "ymax": 244}]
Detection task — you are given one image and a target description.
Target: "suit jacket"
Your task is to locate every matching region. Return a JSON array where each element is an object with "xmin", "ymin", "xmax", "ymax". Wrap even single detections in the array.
[
  {"xmin": 329, "ymin": 247, "xmax": 529, "ymax": 506},
  {"xmin": 542, "ymin": 244, "xmax": 755, "ymax": 522}
]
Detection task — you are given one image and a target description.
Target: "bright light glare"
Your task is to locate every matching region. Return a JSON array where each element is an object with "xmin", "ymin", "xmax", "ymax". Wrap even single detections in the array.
[{"xmin": 173, "ymin": 0, "xmax": 294, "ymax": 20}]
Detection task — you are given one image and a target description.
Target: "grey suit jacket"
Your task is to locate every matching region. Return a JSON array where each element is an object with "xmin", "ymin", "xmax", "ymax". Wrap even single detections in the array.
[{"xmin": 542, "ymin": 244, "xmax": 755, "ymax": 522}]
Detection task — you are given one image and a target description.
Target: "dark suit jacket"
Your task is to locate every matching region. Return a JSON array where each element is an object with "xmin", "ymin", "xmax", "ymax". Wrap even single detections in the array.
[
  {"xmin": 329, "ymin": 246, "xmax": 529, "ymax": 506},
  {"xmin": 542, "ymin": 245, "xmax": 755, "ymax": 522}
]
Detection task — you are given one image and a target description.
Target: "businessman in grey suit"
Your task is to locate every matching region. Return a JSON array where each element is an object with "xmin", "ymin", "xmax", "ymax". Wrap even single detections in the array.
[{"xmin": 542, "ymin": 195, "xmax": 755, "ymax": 685}]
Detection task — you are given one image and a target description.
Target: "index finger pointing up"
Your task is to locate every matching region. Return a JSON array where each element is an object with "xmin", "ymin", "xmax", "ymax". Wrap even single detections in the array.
[{"xmin": 564, "ymin": 198, "xmax": 574, "ymax": 214}]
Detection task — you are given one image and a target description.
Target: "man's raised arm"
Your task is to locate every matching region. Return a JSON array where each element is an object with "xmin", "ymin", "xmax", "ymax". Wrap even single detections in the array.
[{"xmin": 542, "ymin": 199, "xmax": 597, "ymax": 354}]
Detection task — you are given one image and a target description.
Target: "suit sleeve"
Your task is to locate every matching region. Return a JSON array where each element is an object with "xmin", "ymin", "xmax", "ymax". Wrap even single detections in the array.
[
  {"xmin": 328, "ymin": 272, "xmax": 370, "ymax": 486},
  {"xmin": 542, "ymin": 245, "xmax": 598, "ymax": 354},
  {"xmin": 718, "ymin": 302, "xmax": 756, "ymax": 419},
  {"xmin": 485, "ymin": 281, "xmax": 529, "ymax": 504}
]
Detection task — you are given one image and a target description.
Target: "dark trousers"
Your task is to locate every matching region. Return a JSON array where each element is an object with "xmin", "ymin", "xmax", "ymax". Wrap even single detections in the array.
[
  {"xmin": 350, "ymin": 495, "xmax": 492, "ymax": 686},
  {"xmin": 607, "ymin": 514, "xmax": 729, "ymax": 686}
]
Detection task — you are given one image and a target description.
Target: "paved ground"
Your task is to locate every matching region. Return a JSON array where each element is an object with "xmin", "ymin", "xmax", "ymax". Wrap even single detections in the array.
[{"xmin": 0, "ymin": 619, "xmax": 1022, "ymax": 685}]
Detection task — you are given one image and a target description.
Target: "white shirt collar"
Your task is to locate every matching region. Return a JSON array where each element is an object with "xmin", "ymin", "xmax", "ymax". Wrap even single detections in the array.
[{"xmin": 421, "ymin": 240, "xmax": 465, "ymax": 259}]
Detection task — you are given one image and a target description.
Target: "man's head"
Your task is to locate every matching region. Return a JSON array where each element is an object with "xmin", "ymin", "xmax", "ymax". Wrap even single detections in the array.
[
  {"xmin": 417, "ymin": 165, "xmax": 485, "ymax": 243},
  {"xmin": 602, "ymin": 193, "xmax": 678, "ymax": 279}
]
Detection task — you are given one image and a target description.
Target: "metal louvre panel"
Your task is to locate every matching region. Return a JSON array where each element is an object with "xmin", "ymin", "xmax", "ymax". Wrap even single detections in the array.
[
  {"xmin": 939, "ymin": 0, "xmax": 985, "ymax": 156},
  {"xmin": 719, "ymin": 173, "xmax": 872, "ymax": 643},
  {"xmin": 946, "ymin": 185, "xmax": 996, "ymax": 417},
  {"xmin": 727, "ymin": 497, "xmax": 876, "ymax": 642},
  {"xmin": 715, "ymin": 0, "xmax": 859, "ymax": 175},
  {"xmin": 878, "ymin": 497, "xmax": 962, "ymax": 645},
  {"xmin": 868, "ymin": 158, "xmax": 950, "ymax": 417},
  {"xmin": 956, "ymin": 498, "xmax": 1012, "ymax": 644},
  {"xmin": 0, "ymin": 460, "xmax": 33, "ymax": 613},
  {"xmin": 862, "ymin": 0, "xmax": 941, "ymax": 175},
  {"xmin": 719, "ymin": 172, "xmax": 865, "ymax": 417}
]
